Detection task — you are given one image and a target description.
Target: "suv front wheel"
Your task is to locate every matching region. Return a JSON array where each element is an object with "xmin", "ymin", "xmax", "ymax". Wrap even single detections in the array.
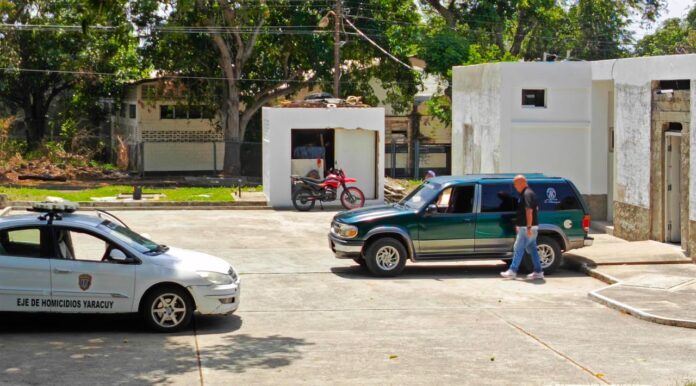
[
  {"xmin": 365, "ymin": 237, "xmax": 407, "ymax": 277},
  {"xmin": 524, "ymin": 236, "xmax": 562, "ymax": 274}
]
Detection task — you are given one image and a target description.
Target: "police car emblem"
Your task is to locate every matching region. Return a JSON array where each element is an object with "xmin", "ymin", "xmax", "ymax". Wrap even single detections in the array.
[{"xmin": 79, "ymin": 274, "xmax": 92, "ymax": 291}]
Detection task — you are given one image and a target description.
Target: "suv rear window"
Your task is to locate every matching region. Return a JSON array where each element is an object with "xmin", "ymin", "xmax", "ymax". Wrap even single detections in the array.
[
  {"xmin": 529, "ymin": 182, "xmax": 582, "ymax": 211},
  {"xmin": 480, "ymin": 183, "xmax": 518, "ymax": 213}
]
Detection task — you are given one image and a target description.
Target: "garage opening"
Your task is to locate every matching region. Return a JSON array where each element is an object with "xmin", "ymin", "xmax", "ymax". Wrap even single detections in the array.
[
  {"xmin": 291, "ymin": 129, "xmax": 334, "ymax": 178},
  {"xmin": 290, "ymin": 127, "xmax": 378, "ymax": 200}
]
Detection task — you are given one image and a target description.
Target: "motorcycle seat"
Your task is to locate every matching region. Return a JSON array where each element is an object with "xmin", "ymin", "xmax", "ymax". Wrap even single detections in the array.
[{"xmin": 300, "ymin": 177, "xmax": 325, "ymax": 184}]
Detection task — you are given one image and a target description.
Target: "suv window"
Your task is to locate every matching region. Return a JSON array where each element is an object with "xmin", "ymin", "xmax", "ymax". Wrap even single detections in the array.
[
  {"xmin": 480, "ymin": 183, "xmax": 518, "ymax": 213},
  {"xmin": 529, "ymin": 182, "xmax": 582, "ymax": 211},
  {"xmin": 433, "ymin": 186, "xmax": 475, "ymax": 214},
  {"xmin": 0, "ymin": 227, "xmax": 51, "ymax": 258}
]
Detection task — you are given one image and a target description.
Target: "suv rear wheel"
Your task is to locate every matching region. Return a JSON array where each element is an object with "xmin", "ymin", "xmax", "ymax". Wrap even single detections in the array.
[
  {"xmin": 524, "ymin": 236, "xmax": 562, "ymax": 274},
  {"xmin": 365, "ymin": 237, "xmax": 407, "ymax": 277}
]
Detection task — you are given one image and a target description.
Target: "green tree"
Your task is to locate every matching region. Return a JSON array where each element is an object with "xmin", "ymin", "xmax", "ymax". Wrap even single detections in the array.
[
  {"xmin": 0, "ymin": 0, "xmax": 141, "ymax": 149},
  {"xmin": 636, "ymin": 6, "xmax": 696, "ymax": 55},
  {"xmin": 136, "ymin": 0, "xmax": 421, "ymax": 175}
]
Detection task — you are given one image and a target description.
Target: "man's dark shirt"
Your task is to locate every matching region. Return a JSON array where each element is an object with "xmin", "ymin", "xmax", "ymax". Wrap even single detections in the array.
[{"xmin": 516, "ymin": 186, "xmax": 539, "ymax": 227}]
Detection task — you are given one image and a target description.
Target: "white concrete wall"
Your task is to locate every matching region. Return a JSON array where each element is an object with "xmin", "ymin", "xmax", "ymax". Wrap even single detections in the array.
[
  {"xmin": 452, "ymin": 62, "xmax": 594, "ymax": 192},
  {"xmin": 451, "ymin": 63, "xmax": 503, "ymax": 175},
  {"xmin": 608, "ymin": 54, "xmax": 696, "ymax": 208},
  {"xmin": 692, "ymin": 81, "xmax": 696, "ymax": 222},
  {"xmin": 143, "ymin": 142, "xmax": 223, "ymax": 172},
  {"xmin": 501, "ymin": 62, "xmax": 592, "ymax": 192},
  {"xmin": 262, "ymin": 107, "xmax": 385, "ymax": 209}
]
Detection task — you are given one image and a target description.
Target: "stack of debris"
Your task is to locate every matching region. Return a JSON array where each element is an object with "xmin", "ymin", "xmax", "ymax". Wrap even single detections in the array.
[
  {"xmin": 279, "ymin": 93, "xmax": 369, "ymax": 108},
  {"xmin": 384, "ymin": 179, "xmax": 407, "ymax": 203},
  {"xmin": 0, "ymin": 155, "xmax": 128, "ymax": 183}
]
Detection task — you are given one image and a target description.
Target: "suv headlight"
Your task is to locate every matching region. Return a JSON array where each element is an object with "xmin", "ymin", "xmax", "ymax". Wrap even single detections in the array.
[
  {"xmin": 333, "ymin": 222, "xmax": 358, "ymax": 238},
  {"xmin": 197, "ymin": 271, "xmax": 233, "ymax": 285}
]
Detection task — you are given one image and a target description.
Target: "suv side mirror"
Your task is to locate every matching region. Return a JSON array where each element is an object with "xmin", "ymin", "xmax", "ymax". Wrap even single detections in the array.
[
  {"xmin": 424, "ymin": 204, "xmax": 437, "ymax": 216},
  {"xmin": 109, "ymin": 249, "xmax": 128, "ymax": 262}
]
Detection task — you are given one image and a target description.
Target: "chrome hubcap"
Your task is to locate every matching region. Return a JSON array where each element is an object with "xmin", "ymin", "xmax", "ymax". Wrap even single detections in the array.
[
  {"xmin": 375, "ymin": 246, "xmax": 400, "ymax": 271},
  {"xmin": 537, "ymin": 244, "xmax": 555, "ymax": 269},
  {"xmin": 151, "ymin": 293, "xmax": 187, "ymax": 328}
]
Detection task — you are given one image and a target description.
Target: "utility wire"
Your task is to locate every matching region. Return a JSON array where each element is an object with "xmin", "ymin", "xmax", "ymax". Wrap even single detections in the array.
[
  {"xmin": 342, "ymin": 17, "xmax": 412, "ymax": 70},
  {"xmin": 0, "ymin": 67, "xmax": 422, "ymax": 86}
]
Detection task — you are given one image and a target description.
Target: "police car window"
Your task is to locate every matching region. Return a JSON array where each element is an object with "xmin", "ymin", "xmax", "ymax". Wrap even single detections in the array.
[
  {"xmin": 480, "ymin": 184, "xmax": 518, "ymax": 213},
  {"xmin": 529, "ymin": 182, "xmax": 582, "ymax": 211},
  {"xmin": 99, "ymin": 220, "xmax": 160, "ymax": 253},
  {"xmin": 0, "ymin": 228, "xmax": 45, "ymax": 258},
  {"xmin": 55, "ymin": 229, "xmax": 110, "ymax": 262}
]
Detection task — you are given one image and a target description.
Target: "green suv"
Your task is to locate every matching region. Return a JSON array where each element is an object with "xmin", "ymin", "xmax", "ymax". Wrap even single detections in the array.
[{"xmin": 329, "ymin": 174, "xmax": 593, "ymax": 277}]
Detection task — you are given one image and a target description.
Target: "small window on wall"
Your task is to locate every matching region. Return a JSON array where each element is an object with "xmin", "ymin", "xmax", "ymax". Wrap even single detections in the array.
[
  {"xmin": 174, "ymin": 106, "xmax": 188, "ymax": 119},
  {"xmin": 522, "ymin": 89, "xmax": 546, "ymax": 108},
  {"xmin": 160, "ymin": 105, "xmax": 175, "ymax": 119},
  {"xmin": 129, "ymin": 104, "xmax": 136, "ymax": 119}
]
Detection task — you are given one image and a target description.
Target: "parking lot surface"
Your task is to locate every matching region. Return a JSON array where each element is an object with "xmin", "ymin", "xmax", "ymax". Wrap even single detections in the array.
[{"xmin": 2, "ymin": 209, "xmax": 696, "ymax": 385}]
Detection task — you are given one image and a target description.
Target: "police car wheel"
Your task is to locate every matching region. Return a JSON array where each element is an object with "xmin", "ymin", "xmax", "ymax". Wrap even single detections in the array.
[{"xmin": 142, "ymin": 286, "xmax": 194, "ymax": 332}]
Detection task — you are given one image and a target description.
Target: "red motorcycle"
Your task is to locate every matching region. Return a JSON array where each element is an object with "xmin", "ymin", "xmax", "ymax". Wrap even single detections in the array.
[{"xmin": 291, "ymin": 168, "xmax": 365, "ymax": 211}]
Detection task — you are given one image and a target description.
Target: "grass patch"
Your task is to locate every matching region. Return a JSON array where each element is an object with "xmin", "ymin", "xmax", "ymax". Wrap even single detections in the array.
[{"xmin": 0, "ymin": 185, "xmax": 250, "ymax": 202}]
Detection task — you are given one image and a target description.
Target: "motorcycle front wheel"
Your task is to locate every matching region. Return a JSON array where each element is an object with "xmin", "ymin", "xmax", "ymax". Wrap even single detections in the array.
[
  {"xmin": 292, "ymin": 188, "xmax": 316, "ymax": 211},
  {"xmin": 340, "ymin": 187, "xmax": 365, "ymax": 210}
]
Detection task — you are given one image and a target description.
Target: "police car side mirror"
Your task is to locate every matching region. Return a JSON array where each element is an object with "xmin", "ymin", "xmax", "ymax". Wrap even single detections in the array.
[{"xmin": 109, "ymin": 249, "xmax": 128, "ymax": 262}]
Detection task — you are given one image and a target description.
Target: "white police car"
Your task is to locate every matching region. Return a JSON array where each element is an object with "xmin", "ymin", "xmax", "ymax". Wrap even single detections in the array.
[{"xmin": 0, "ymin": 202, "xmax": 239, "ymax": 331}]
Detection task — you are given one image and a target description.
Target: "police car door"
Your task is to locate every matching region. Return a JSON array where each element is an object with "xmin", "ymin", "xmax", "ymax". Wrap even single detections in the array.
[
  {"xmin": 0, "ymin": 226, "xmax": 53, "ymax": 312},
  {"xmin": 50, "ymin": 226, "xmax": 136, "ymax": 313}
]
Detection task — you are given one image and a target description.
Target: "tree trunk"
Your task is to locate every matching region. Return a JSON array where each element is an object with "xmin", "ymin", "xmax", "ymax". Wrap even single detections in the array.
[
  {"xmin": 23, "ymin": 97, "xmax": 48, "ymax": 151},
  {"xmin": 221, "ymin": 84, "xmax": 243, "ymax": 176}
]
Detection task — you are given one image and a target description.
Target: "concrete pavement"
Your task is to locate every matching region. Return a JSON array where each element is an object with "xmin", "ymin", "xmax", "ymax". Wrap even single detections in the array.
[
  {"xmin": 2, "ymin": 209, "xmax": 696, "ymax": 385},
  {"xmin": 565, "ymin": 231, "xmax": 696, "ymax": 329}
]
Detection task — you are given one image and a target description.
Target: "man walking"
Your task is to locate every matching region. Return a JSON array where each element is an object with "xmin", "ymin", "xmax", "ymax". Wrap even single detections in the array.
[{"xmin": 500, "ymin": 175, "xmax": 544, "ymax": 280}]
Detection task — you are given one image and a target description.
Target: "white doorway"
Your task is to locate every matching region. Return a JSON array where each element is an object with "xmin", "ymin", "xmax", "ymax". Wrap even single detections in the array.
[
  {"xmin": 664, "ymin": 130, "xmax": 682, "ymax": 243},
  {"xmin": 334, "ymin": 129, "xmax": 377, "ymax": 199}
]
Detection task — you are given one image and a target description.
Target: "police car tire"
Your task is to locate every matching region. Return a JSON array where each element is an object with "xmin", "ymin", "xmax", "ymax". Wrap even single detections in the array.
[
  {"xmin": 365, "ymin": 237, "xmax": 407, "ymax": 277},
  {"xmin": 522, "ymin": 236, "xmax": 562, "ymax": 274},
  {"xmin": 141, "ymin": 286, "xmax": 194, "ymax": 332}
]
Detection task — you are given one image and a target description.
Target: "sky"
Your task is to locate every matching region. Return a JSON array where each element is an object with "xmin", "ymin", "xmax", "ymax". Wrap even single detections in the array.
[{"xmin": 633, "ymin": 0, "xmax": 695, "ymax": 39}]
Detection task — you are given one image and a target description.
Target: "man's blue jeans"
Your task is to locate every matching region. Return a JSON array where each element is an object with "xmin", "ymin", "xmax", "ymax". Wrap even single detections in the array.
[{"xmin": 510, "ymin": 226, "xmax": 542, "ymax": 273}]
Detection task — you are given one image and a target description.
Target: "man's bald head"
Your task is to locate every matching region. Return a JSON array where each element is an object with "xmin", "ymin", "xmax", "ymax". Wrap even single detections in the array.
[{"xmin": 513, "ymin": 174, "xmax": 527, "ymax": 192}]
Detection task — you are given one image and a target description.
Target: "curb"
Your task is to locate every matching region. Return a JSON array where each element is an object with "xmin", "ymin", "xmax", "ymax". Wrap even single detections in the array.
[
  {"xmin": 589, "ymin": 284, "xmax": 696, "ymax": 329},
  {"xmin": 575, "ymin": 263, "xmax": 696, "ymax": 329}
]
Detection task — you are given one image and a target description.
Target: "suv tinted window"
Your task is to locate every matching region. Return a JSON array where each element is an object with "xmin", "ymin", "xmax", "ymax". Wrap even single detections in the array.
[
  {"xmin": 529, "ymin": 182, "xmax": 582, "ymax": 211},
  {"xmin": 480, "ymin": 183, "xmax": 518, "ymax": 213}
]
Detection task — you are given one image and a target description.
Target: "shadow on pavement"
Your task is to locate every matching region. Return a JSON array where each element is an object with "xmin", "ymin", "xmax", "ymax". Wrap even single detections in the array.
[
  {"xmin": 0, "ymin": 312, "xmax": 242, "ymax": 335},
  {"xmin": 330, "ymin": 263, "xmax": 584, "ymax": 281}
]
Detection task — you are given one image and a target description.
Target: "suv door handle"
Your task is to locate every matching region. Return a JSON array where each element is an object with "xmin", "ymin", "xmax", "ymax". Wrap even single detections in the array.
[{"xmin": 53, "ymin": 268, "xmax": 73, "ymax": 274}]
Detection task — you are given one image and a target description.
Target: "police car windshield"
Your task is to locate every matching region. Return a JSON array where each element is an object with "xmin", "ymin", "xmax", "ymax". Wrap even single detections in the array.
[
  {"xmin": 99, "ymin": 220, "xmax": 163, "ymax": 254},
  {"xmin": 399, "ymin": 182, "xmax": 440, "ymax": 209}
]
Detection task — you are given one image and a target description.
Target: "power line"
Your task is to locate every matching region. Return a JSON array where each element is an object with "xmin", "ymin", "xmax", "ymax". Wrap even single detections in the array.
[{"xmin": 0, "ymin": 67, "xmax": 422, "ymax": 86}]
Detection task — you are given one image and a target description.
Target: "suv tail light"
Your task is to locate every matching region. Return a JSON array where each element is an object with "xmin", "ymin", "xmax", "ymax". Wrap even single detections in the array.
[{"xmin": 582, "ymin": 215, "xmax": 591, "ymax": 233}]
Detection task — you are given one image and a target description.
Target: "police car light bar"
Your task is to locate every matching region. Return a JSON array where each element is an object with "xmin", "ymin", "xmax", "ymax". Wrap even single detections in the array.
[{"xmin": 28, "ymin": 201, "xmax": 80, "ymax": 213}]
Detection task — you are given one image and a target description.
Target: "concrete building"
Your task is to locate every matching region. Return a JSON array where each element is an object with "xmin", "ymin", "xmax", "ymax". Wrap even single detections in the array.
[
  {"xmin": 452, "ymin": 54, "xmax": 696, "ymax": 255},
  {"xmin": 110, "ymin": 79, "xmax": 223, "ymax": 173},
  {"xmin": 262, "ymin": 106, "xmax": 385, "ymax": 208}
]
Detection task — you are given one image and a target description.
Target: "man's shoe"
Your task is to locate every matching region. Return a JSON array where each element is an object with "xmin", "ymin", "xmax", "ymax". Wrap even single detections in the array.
[
  {"xmin": 500, "ymin": 269, "xmax": 517, "ymax": 279},
  {"xmin": 526, "ymin": 271, "xmax": 544, "ymax": 280}
]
